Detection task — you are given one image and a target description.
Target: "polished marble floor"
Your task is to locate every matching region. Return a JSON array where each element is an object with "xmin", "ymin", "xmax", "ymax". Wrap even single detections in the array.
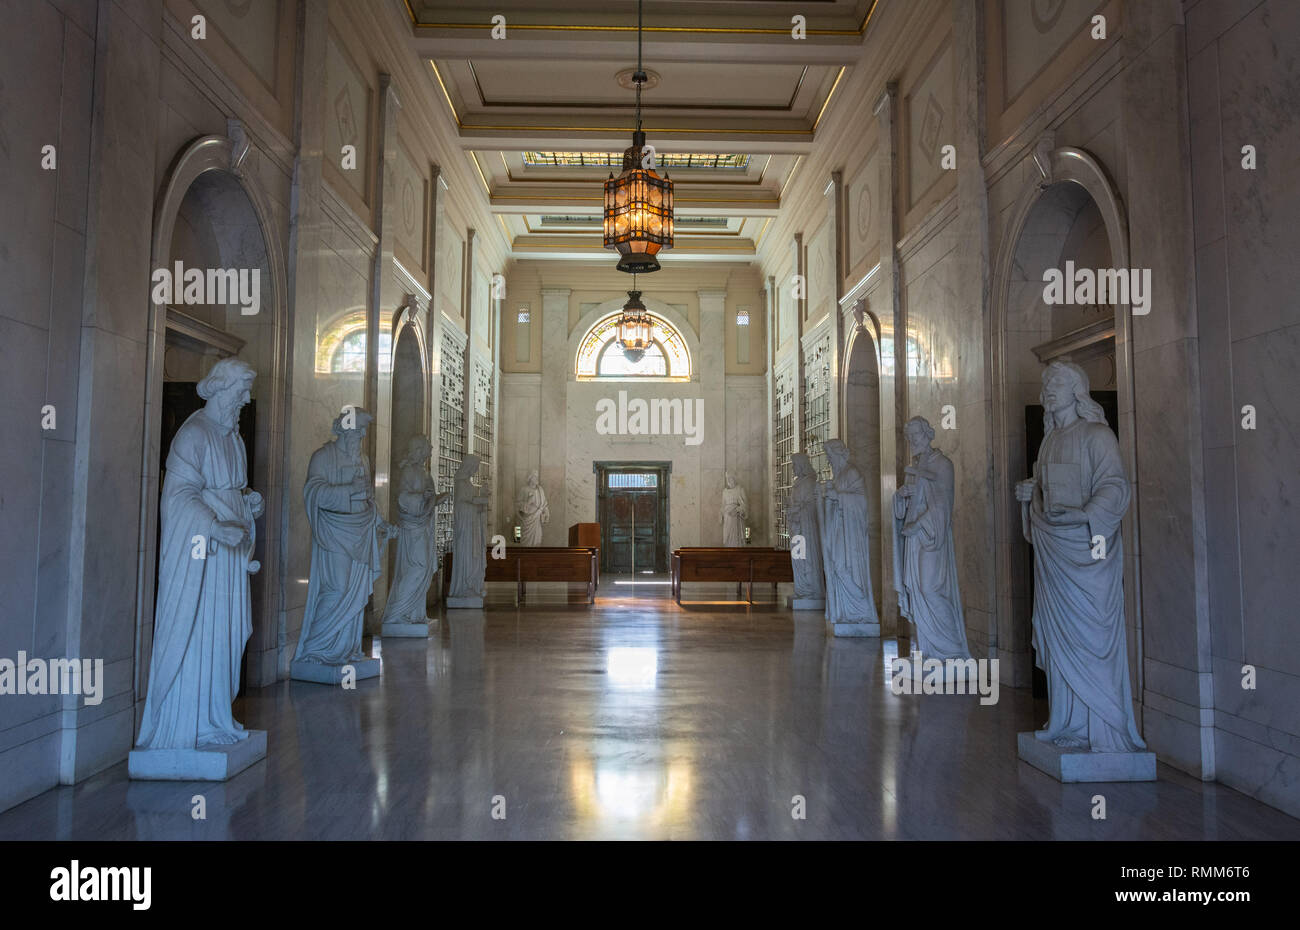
[{"xmin": 2, "ymin": 577, "xmax": 1297, "ymax": 840}]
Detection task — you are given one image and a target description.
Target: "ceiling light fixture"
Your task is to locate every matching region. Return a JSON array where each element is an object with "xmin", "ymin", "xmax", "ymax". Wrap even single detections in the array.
[
  {"xmin": 603, "ymin": 0, "xmax": 674, "ymax": 274},
  {"xmin": 617, "ymin": 279, "xmax": 654, "ymax": 363}
]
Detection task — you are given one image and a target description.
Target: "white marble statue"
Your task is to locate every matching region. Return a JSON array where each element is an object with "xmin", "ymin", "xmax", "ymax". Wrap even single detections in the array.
[
  {"xmin": 135, "ymin": 358, "xmax": 261, "ymax": 756},
  {"xmin": 295, "ymin": 407, "xmax": 396, "ymax": 677},
  {"xmin": 821, "ymin": 439, "xmax": 880, "ymax": 633},
  {"xmin": 1016, "ymin": 360, "xmax": 1145, "ymax": 752},
  {"xmin": 516, "ymin": 469, "xmax": 549, "ymax": 547},
  {"xmin": 721, "ymin": 472, "xmax": 749, "ymax": 547},
  {"xmin": 447, "ymin": 454, "xmax": 490, "ymax": 605},
  {"xmin": 786, "ymin": 453, "xmax": 825, "ymax": 602},
  {"xmin": 893, "ymin": 416, "xmax": 971, "ymax": 660},
  {"xmin": 380, "ymin": 435, "xmax": 449, "ymax": 628}
]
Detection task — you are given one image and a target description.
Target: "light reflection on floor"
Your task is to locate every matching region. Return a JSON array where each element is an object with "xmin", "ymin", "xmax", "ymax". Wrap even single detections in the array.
[{"xmin": 0, "ymin": 587, "xmax": 1297, "ymax": 840}]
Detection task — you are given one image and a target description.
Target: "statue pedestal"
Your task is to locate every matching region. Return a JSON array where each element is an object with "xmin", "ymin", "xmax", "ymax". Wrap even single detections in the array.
[
  {"xmin": 290, "ymin": 657, "xmax": 381, "ymax": 684},
  {"xmin": 827, "ymin": 620, "xmax": 880, "ymax": 637},
  {"xmin": 446, "ymin": 596, "xmax": 485, "ymax": 609},
  {"xmin": 787, "ymin": 596, "xmax": 826, "ymax": 610},
  {"xmin": 128, "ymin": 729, "xmax": 266, "ymax": 781},
  {"xmin": 1017, "ymin": 731, "xmax": 1157, "ymax": 782},
  {"xmin": 381, "ymin": 620, "xmax": 430, "ymax": 638}
]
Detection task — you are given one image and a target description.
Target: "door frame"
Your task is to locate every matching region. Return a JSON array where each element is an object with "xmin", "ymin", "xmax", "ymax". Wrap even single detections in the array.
[{"xmin": 594, "ymin": 461, "xmax": 672, "ymax": 573}]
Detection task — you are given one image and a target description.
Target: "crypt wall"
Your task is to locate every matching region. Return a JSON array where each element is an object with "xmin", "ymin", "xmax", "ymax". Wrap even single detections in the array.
[
  {"xmin": 0, "ymin": 0, "xmax": 507, "ymax": 815},
  {"xmin": 753, "ymin": 0, "xmax": 1300, "ymax": 819}
]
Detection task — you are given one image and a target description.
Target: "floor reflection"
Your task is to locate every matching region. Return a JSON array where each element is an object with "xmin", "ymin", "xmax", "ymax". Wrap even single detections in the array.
[{"xmin": 0, "ymin": 596, "xmax": 1297, "ymax": 840}]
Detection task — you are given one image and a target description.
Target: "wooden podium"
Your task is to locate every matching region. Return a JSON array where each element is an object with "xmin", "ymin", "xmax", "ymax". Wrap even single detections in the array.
[{"xmin": 568, "ymin": 522, "xmax": 600, "ymax": 549}]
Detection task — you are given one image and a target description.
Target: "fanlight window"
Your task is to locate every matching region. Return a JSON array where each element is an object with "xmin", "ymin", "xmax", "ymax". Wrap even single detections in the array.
[{"xmin": 576, "ymin": 312, "xmax": 690, "ymax": 381}]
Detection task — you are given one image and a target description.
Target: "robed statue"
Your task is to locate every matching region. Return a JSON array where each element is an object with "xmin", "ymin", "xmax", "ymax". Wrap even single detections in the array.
[
  {"xmin": 721, "ymin": 472, "xmax": 748, "ymax": 547},
  {"xmin": 296, "ymin": 407, "xmax": 396, "ymax": 669},
  {"xmin": 786, "ymin": 453, "xmax": 825, "ymax": 600},
  {"xmin": 380, "ymin": 435, "xmax": 448, "ymax": 626},
  {"xmin": 448, "ymin": 454, "xmax": 490, "ymax": 602},
  {"xmin": 136, "ymin": 358, "xmax": 260, "ymax": 750},
  {"xmin": 892, "ymin": 416, "xmax": 971, "ymax": 660},
  {"xmin": 821, "ymin": 439, "xmax": 879, "ymax": 629},
  {"xmin": 1016, "ymin": 360, "xmax": 1145, "ymax": 752},
  {"xmin": 516, "ymin": 469, "xmax": 549, "ymax": 547}
]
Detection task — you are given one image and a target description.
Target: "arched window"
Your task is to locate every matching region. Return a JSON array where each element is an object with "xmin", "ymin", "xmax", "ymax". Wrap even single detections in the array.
[
  {"xmin": 315, "ymin": 309, "xmax": 393, "ymax": 374},
  {"xmin": 575, "ymin": 312, "xmax": 691, "ymax": 381}
]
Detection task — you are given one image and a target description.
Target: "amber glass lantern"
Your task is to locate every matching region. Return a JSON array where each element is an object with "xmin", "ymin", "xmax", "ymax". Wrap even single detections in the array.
[
  {"xmin": 617, "ymin": 289, "xmax": 654, "ymax": 363},
  {"xmin": 604, "ymin": 130, "xmax": 674, "ymax": 274},
  {"xmin": 603, "ymin": 0, "xmax": 673, "ymax": 274}
]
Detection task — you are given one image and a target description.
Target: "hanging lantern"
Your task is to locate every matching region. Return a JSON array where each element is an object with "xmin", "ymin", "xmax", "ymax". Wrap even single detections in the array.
[
  {"xmin": 604, "ymin": 130, "xmax": 674, "ymax": 274},
  {"xmin": 603, "ymin": 0, "xmax": 673, "ymax": 274},
  {"xmin": 617, "ymin": 289, "xmax": 653, "ymax": 363}
]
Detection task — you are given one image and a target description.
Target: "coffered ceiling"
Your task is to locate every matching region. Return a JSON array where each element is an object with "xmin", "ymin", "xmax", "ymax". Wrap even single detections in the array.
[{"xmin": 400, "ymin": 0, "xmax": 878, "ymax": 261}]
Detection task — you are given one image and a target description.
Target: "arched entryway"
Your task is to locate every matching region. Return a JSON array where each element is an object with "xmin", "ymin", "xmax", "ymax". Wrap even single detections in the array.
[
  {"xmin": 989, "ymin": 144, "xmax": 1142, "ymax": 708},
  {"xmin": 842, "ymin": 311, "xmax": 885, "ymax": 621},
  {"xmin": 135, "ymin": 132, "xmax": 289, "ymax": 715}
]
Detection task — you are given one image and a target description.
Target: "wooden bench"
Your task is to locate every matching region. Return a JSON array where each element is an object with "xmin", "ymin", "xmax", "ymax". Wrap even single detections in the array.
[
  {"xmin": 442, "ymin": 546, "xmax": 599, "ymax": 604},
  {"xmin": 671, "ymin": 547, "xmax": 793, "ymax": 604}
]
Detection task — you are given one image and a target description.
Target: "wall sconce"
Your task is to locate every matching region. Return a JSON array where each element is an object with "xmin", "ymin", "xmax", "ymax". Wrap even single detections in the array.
[
  {"xmin": 744, "ymin": 526, "xmax": 752, "ymax": 544},
  {"xmin": 513, "ymin": 525, "xmax": 522, "ymax": 543}
]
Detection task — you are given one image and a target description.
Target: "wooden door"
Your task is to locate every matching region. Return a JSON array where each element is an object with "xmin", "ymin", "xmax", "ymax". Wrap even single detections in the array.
[{"xmin": 598, "ymin": 467, "xmax": 669, "ymax": 574}]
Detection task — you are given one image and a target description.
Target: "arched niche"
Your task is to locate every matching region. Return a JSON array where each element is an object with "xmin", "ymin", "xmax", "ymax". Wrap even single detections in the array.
[
  {"xmin": 136, "ymin": 131, "xmax": 290, "ymax": 712},
  {"xmin": 989, "ymin": 144, "xmax": 1142, "ymax": 705},
  {"xmin": 841, "ymin": 305, "xmax": 885, "ymax": 620},
  {"xmin": 389, "ymin": 309, "xmax": 430, "ymax": 472}
]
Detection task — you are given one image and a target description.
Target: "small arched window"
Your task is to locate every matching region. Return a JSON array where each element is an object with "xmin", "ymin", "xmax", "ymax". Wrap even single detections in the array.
[{"xmin": 575, "ymin": 312, "xmax": 691, "ymax": 381}]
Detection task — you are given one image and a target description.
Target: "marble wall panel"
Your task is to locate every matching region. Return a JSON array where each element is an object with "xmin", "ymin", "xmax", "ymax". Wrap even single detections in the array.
[
  {"xmin": 1232, "ymin": 324, "xmax": 1300, "ymax": 676},
  {"xmin": 1216, "ymin": 0, "xmax": 1300, "ymax": 344}
]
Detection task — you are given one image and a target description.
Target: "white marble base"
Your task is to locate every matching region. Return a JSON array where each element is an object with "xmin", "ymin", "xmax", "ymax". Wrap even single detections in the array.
[
  {"xmin": 128, "ymin": 729, "xmax": 267, "ymax": 781},
  {"xmin": 827, "ymin": 621, "xmax": 881, "ymax": 637},
  {"xmin": 1017, "ymin": 731, "xmax": 1158, "ymax": 782},
  {"xmin": 787, "ymin": 596, "xmax": 826, "ymax": 610},
  {"xmin": 290, "ymin": 657, "xmax": 381, "ymax": 684},
  {"xmin": 446, "ymin": 596, "xmax": 485, "ymax": 609},
  {"xmin": 381, "ymin": 620, "xmax": 430, "ymax": 638}
]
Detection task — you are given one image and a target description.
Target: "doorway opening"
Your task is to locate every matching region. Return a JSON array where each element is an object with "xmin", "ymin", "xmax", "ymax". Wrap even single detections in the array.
[
  {"xmin": 842, "ymin": 324, "xmax": 884, "ymax": 620},
  {"xmin": 596, "ymin": 463, "xmax": 671, "ymax": 574},
  {"xmin": 990, "ymin": 146, "xmax": 1141, "ymax": 702}
]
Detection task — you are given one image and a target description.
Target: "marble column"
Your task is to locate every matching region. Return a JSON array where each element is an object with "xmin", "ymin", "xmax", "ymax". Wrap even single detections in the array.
[
  {"xmin": 368, "ymin": 73, "xmax": 402, "ymax": 633},
  {"xmin": 951, "ymin": 0, "xmax": 995, "ymax": 663},
  {"xmin": 699, "ymin": 288, "xmax": 728, "ymax": 546},
  {"xmin": 873, "ymin": 81, "xmax": 903, "ymax": 638},
  {"xmin": 539, "ymin": 287, "xmax": 570, "ymax": 545}
]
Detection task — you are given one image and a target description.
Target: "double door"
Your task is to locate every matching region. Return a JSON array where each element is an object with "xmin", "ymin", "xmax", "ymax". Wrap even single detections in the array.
[{"xmin": 597, "ymin": 465, "xmax": 669, "ymax": 574}]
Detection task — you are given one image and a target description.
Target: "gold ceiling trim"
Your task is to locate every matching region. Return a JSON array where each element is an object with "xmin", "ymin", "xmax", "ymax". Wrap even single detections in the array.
[
  {"xmin": 511, "ymin": 241, "xmax": 756, "ymax": 252},
  {"xmin": 461, "ymin": 124, "xmax": 812, "ymax": 135},
  {"xmin": 468, "ymin": 151, "xmax": 491, "ymax": 196},
  {"xmin": 812, "ymin": 67, "xmax": 846, "ymax": 131},
  {"xmin": 406, "ymin": 0, "xmax": 878, "ymax": 35},
  {"xmin": 429, "ymin": 60, "xmax": 460, "ymax": 125},
  {"xmin": 465, "ymin": 60, "xmax": 810, "ymax": 113},
  {"xmin": 522, "ymin": 216, "xmax": 745, "ymax": 237},
  {"xmin": 491, "ymin": 194, "xmax": 780, "ymax": 205}
]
